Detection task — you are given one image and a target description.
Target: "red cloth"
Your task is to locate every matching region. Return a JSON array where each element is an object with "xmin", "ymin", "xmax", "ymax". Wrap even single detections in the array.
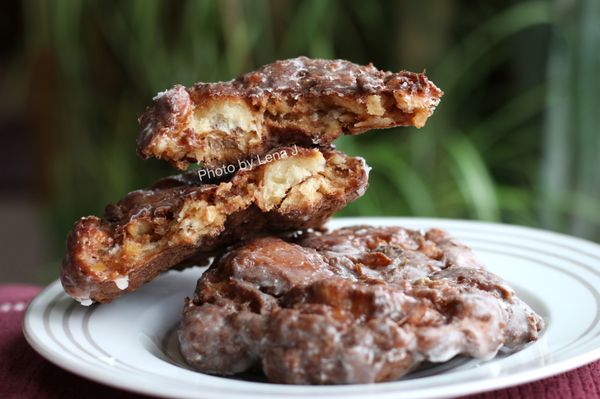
[{"xmin": 1, "ymin": 285, "xmax": 599, "ymax": 399}]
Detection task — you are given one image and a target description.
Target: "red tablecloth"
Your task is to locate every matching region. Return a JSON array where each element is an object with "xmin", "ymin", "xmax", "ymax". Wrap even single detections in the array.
[{"xmin": 2, "ymin": 285, "xmax": 599, "ymax": 399}]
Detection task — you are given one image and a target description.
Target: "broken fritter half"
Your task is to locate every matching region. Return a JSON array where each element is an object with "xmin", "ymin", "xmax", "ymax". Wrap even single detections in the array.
[
  {"xmin": 60, "ymin": 147, "xmax": 368, "ymax": 304},
  {"xmin": 179, "ymin": 225, "xmax": 544, "ymax": 384},
  {"xmin": 138, "ymin": 57, "xmax": 443, "ymax": 170}
]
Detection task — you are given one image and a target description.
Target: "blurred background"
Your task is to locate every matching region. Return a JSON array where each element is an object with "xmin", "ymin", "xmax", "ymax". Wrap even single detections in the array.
[{"xmin": 0, "ymin": 0, "xmax": 598, "ymax": 284}]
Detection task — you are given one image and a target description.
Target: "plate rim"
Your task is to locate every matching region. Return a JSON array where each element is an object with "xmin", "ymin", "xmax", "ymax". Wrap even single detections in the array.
[{"xmin": 23, "ymin": 217, "xmax": 600, "ymax": 399}]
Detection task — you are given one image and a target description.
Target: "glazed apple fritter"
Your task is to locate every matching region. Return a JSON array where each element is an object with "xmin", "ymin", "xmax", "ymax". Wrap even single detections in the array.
[
  {"xmin": 138, "ymin": 57, "xmax": 443, "ymax": 170},
  {"xmin": 179, "ymin": 226, "xmax": 543, "ymax": 384},
  {"xmin": 60, "ymin": 147, "xmax": 368, "ymax": 304}
]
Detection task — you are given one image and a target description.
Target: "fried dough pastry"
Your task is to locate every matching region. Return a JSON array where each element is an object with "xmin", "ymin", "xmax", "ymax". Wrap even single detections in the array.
[
  {"xmin": 179, "ymin": 226, "xmax": 544, "ymax": 384},
  {"xmin": 138, "ymin": 57, "xmax": 443, "ymax": 170},
  {"xmin": 60, "ymin": 147, "xmax": 368, "ymax": 304}
]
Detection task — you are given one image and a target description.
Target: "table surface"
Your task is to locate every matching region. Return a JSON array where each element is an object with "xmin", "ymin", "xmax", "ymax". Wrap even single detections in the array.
[{"xmin": 2, "ymin": 284, "xmax": 599, "ymax": 399}]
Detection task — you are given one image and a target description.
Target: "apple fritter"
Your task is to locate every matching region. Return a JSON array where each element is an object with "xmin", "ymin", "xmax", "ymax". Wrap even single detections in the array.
[
  {"xmin": 60, "ymin": 147, "xmax": 368, "ymax": 304},
  {"xmin": 138, "ymin": 57, "xmax": 443, "ymax": 170}
]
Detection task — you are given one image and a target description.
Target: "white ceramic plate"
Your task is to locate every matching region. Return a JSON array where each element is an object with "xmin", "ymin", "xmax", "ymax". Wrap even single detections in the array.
[{"xmin": 24, "ymin": 217, "xmax": 600, "ymax": 399}]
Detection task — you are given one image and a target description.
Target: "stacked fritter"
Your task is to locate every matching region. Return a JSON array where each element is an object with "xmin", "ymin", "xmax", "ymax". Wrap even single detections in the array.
[
  {"xmin": 61, "ymin": 146, "xmax": 368, "ymax": 304},
  {"xmin": 60, "ymin": 57, "xmax": 542, "ymax": 384}
]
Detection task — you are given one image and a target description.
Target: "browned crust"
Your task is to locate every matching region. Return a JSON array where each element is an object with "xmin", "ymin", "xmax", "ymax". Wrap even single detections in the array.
[
  {"xmin": 60, "ymin": 147, "xmax": 368, "ymax": 304},
  {"xmin": 138, "ymin": 57, "xmax": 443, "ymax": 170},
  {"xmin": 179, "ymin": 226, "xmax": 544, "ymax": 384}
]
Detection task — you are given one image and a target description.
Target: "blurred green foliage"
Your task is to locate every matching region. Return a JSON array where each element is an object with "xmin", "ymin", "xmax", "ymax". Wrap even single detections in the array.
[{"xmin": 19, "ymin": 0, "xmax": 599, "ymax": 257}]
